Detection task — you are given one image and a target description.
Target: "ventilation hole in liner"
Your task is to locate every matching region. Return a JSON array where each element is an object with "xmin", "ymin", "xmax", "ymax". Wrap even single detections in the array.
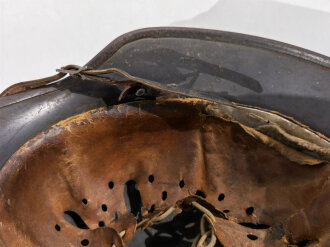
[
  {"xmin": 81, "ymin": 239, "xmax": 89, "ymax": 246},
  {"xmin": 148, "ymin": 175, "xmax": 154, "ymax": 183},
  {"xmin": 218, "ymin": 193, "xmax": 225, "ymax": 201},
  {"xmin": 247, "ymin": 234, "xmax": 258, "ymax": 240},
  {"xmin": 101, "ymin": 204, "xmax": 107, "ymax": 212},
  {"xmin": 98, "ymin": 221, "xmax": 105, "ymax": 227},
  {"xmin": 195, "ymin": 190, "xmax": 206, "ymax": 198},
  {"xmin": 124, "ymin": 180, "xmax": 142, "ymax": 217},
  {"xmin": 55, "ymin": 224, "xmax": 61, "ymax": 231},
  {"xmin": 108, "ymin": 181, "xmax": 114, "ymax": 189},
  {"xmin": 179, "ymin": 180, "xmax": 185, "ymax": 188},
  {"xmin": 162, "ymin": 191, "xmax": 167, "ymax": 200},
  {"xmin": 148, "ymin": 204, "xmax": 155, "ymax": 213},
  {"xmin": 64, "ymin": 211, "xmax": 89, "ymax": 229},
  {"xmin": 82, "ymin": 198, "xmax": 88, "ymax": 205},
  {"xmin": 246, "ymin": 207, "xmax": 254, "ymax": 215}
]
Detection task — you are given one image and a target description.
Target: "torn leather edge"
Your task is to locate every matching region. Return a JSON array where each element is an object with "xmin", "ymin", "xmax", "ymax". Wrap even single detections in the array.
[{"xmin": 204, "ymin": 103, "xmax": 330, "ymax": 165}]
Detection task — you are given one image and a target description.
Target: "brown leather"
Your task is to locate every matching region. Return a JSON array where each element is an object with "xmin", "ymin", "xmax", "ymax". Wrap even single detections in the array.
[
  {"xmin": 0, "ymin": 64, "xmax": 179, "ymax": 98},
  {"xmin": 0, "ymin": 98, "xmax": 329, "ymax": 246}
]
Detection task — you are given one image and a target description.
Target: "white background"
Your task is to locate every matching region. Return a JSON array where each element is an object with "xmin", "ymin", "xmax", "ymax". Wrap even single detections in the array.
[{"xmin": 1, "ymin": 0, "xmax": 330, "ymax": 92}]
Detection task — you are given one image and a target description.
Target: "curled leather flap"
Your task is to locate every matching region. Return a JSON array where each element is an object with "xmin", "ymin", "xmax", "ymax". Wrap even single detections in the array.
[{"xmin": 205, "ymin": 103, "xmax": 330, "ymax": 165}]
